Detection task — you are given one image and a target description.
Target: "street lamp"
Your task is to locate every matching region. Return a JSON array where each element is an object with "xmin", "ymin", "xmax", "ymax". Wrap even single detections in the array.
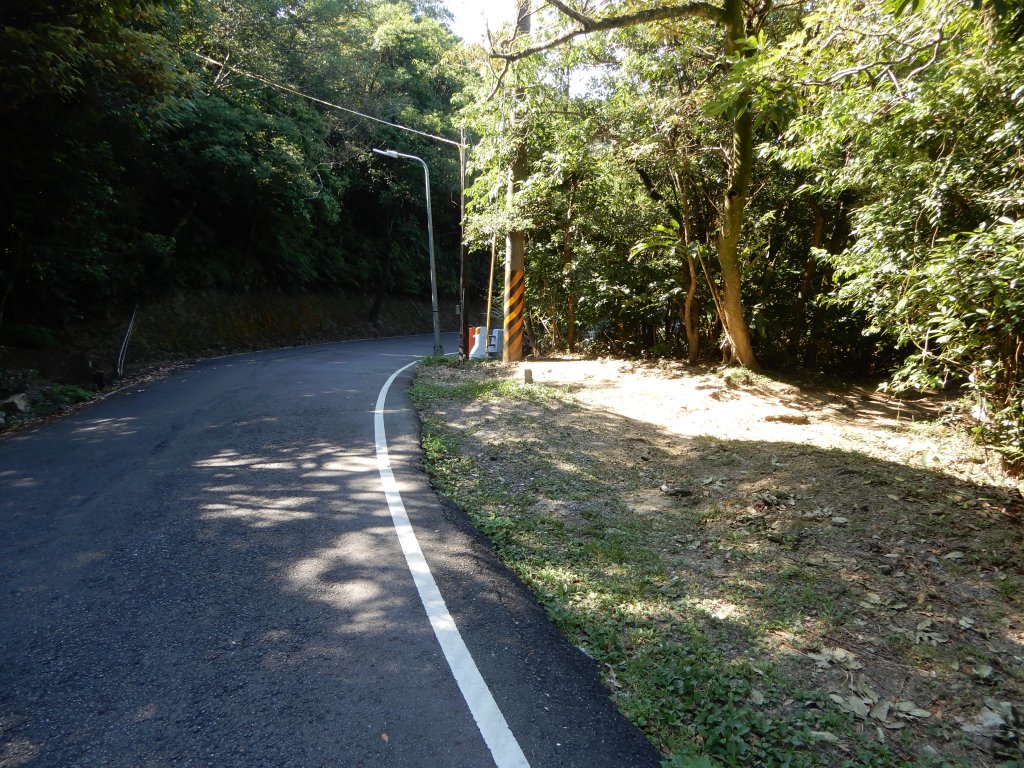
[{"xmin": 373, "ymin": 148, "xmax": 444, "ymax": 356}]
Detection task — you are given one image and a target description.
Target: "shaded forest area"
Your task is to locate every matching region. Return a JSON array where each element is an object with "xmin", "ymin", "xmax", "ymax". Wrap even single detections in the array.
[
  {"xmin": 2, "ymin": 0, "xmax": 1023, "ymax": 462},
  {"xmin": 0, "ymin": 0, "xmax": 468, "ymax": 353}
]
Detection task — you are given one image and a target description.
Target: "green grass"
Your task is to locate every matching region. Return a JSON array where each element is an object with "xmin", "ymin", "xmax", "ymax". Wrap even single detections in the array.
[
  {"xmin": 45, "ymin": 383, "xmax": 95, "ymax": 404},
  {"xmin": 412, "ymin": 371, "xmax": 560, "ymax": 407}
]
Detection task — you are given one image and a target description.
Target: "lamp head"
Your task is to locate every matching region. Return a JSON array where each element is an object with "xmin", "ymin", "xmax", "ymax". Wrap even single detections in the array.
[{"xmin": 372, "ymin": 148, "xmax": 399, "ymax": 158}]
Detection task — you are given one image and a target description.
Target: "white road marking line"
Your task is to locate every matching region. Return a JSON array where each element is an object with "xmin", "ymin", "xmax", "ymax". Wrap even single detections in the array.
[{"xmin": 374, "ymin": 362, "xmax": 531, "ymax": 768}]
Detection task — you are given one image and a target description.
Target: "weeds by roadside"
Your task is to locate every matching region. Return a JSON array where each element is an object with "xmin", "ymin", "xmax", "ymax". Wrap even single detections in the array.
[{"xmin": 0, "ymin": 368, "xmax": 96, "ymax": 431}]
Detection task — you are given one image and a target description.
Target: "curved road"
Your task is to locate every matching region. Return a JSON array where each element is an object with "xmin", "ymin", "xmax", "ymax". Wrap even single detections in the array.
[{"xmin": 0, "ymin": 335, "xmax": 661, "ymax": 767}]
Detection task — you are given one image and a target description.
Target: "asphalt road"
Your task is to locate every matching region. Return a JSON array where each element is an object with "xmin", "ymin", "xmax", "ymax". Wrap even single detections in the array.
[{"xmin": 0, "ymin": 335, "xmax": 662, "ymax": 768}]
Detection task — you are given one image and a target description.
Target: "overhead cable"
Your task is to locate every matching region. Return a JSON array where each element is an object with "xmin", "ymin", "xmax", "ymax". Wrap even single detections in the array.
[{"xmin": 192, "ymin": 52, "xmax": 463, "ymax": 149}]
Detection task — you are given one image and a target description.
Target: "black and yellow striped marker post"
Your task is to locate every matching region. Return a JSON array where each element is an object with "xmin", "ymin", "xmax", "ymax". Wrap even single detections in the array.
[
  {"xmin": 504, "ymin": 229, "xmax": 525, "ymax": 362},
  {"xmin": 503, "ymin": 268, "xmax": 524, "ymax": 362}
]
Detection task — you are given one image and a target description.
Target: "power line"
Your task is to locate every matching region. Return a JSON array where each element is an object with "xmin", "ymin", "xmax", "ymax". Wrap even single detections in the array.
[{"xmin": 192, "ymin": 52, "xmax": 463, "ymax": 149}]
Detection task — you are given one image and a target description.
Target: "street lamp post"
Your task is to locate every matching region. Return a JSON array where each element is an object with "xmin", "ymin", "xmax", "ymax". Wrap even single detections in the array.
[{"xmin": 373, "ymin": 148, "xmax": 444, "ymax": 356}]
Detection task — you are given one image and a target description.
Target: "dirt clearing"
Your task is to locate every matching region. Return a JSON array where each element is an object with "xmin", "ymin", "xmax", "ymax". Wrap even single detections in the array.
[{"xmin": 411, "ymin": 357, "xmax": 1024, "ymax": 768}]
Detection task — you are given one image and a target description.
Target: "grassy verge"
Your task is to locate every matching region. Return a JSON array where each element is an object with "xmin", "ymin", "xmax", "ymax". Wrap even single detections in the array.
[{"xmin": 410, "ymin": 359, "xmax": 1024, "ymax": 768}]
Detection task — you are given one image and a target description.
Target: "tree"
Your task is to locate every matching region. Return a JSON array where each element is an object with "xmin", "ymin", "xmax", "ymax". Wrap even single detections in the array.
[
  {"xmin": 0, "ymin": 0, "xmax": 180, "ymax": 326},
  {"xmin": 758, "ymin": 0, "xmax": 1024, "ymax": 460},
  {"xmin": 460, "ymin": 24, "xmax": 671, "ymax": 358},
  {"xmin": 488, "ymin": 0, "xmax": 810, "ymax": 369},
  {"xmin": 0, "ymin": 0, "xmax": 470, "ymax": 335},
  {"xmin": 601, "ymin": 20, "xmax": 732, "ymax": 364}
]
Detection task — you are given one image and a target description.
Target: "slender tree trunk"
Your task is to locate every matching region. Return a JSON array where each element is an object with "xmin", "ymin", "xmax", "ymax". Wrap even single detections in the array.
[
  {"xmin": 801, "ymin": 200, "xmax": 826, "ymax": 300},
  {"xmin": 718, "ymin": 197, "xmax": 757, "ymax": 367},
  {"xmin": 567, "ymin": 295, "xmax": 577, "ymax": 353},
  {"xmin": 549, "ymin": 297, "xmax": 562, "ymax": 350},
  {"xmin": 678, "ymin": 170, "xmax": 701, "ymax": 364},
  {"xmin": 171, "ymin": 199, "xmax": 199, "ymax": 239},
  {"xmin": 684, "ymin": 255, "xmax": 699, "ymax": 363},
  {"xmin": 504, "ymin": 0, "xmax": 531, "ymax": 362},
  {"xmin": 717, "ymin": 132, "xmax": 759, "ymax": 368}
]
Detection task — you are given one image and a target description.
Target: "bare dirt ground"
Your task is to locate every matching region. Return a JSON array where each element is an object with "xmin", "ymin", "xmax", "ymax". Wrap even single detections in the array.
[{"xmin": 414, "ymin": 357, "xmax": 1024, "ymax": 767}]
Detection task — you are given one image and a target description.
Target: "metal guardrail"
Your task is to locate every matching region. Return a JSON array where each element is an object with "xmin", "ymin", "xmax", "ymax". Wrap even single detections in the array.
[{"xmin": 116, "ymin": 309, "xmax": 138, "ymax": 379}]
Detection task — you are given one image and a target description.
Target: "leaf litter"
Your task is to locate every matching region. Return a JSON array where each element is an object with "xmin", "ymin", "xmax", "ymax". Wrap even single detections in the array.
[{"xmin": 413, "ymin": 358, "xmax": 1024, "ymax": 767}]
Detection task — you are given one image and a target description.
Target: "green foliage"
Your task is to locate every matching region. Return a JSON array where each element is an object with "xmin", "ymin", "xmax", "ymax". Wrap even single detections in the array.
[
  {"xmin": 411, "ymin": 365, "xmax": 557, "ymax": 406},
  {"xmin": 416, "ymin": 353, "xmax": 464, "ymax": 368},
  {"xmin": 461, "ymin": 26, "xmax": 708, "ymax": 357},
  {"xmin": 0, "ymin": 371, "xmax": 98, "ymax": 432},
  {"xmin": 44, "ymin": 383, "xmax": 96, "ymax": 406},
  {"xmin": 1, "ymin": 0, "xmax": 469, "ymax": 331},
  {"xmin": 760, "ymin": 0, "xmax": 1024, "ymax": 460},
  {"xmin": 0, "ymin": 0, "xmax": 180, "ymax": 323},
  {"xmin": 7, "ymin": 0, "xmax": 1022, "ymax": 460},
  {"xmin": 873, "ymin": 219, "xmax": 1024, "ymax": 463}
]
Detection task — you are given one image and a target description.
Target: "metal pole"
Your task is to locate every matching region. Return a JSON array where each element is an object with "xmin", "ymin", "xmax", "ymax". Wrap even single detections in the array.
[
  {"xmin": 485, "ymin": 235, "xmax": 497, "ymax": 351},
  {"xmin": 459, "ymin": 129, "xmax": 469, "ymax": 359},
  {"xmin": 419, "ymin": 157, "xmax": 444, "ymax": 356},
  {"xmin": 373, "ymin": 148, "xmax": 444, "ymax": 355},
  {"xmin": 117, "ymin": 308, "xmax": 138, "ymax": 379}
]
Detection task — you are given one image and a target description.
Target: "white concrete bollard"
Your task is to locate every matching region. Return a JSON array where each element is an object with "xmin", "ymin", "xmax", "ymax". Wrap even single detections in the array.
[{"xmin": 469, "ymin": 326, "xmax": 488, "ymax": 359}]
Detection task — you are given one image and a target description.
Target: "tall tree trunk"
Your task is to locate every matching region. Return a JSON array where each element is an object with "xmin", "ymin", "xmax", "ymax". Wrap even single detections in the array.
[
  {"xmin": 716, "ymin": 0, "xmax": 761, "ymax": 370},
  {"xmin": 716, "ymin": 110, "xmax": 759, "ymax": 369},
  {"xmin": 567, "ymin": 295, "xmax": 577, "ymax": 353}
]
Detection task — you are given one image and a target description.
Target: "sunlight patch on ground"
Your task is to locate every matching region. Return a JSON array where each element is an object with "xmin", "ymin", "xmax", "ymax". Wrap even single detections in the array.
[
  {"xmin": 286, "ymin": 536, "xmax": 405, "ymax": 626},
  {"xmin": 412, "ymin": 359, "xmax": 1024, "ymax": 767},
  {"xmin": 687, "ymin": 597, "xmax": 747, "ymax": 622},
  {"xmin": 195, "ymin": 450, "xmax": 255, "ymax": 468},
  {"xmin": 72, "ymin": 417, "xmax": 139, "ymax": 439},
  {"xmin": 201, "ymin": 495, "xmax": 317, "ymax": 527}
]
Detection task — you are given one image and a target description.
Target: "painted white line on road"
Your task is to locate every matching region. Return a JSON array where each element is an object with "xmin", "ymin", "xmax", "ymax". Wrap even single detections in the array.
[{"xmin": 374, "ymin": 362, "xmax": 531, "ymax": 768}]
